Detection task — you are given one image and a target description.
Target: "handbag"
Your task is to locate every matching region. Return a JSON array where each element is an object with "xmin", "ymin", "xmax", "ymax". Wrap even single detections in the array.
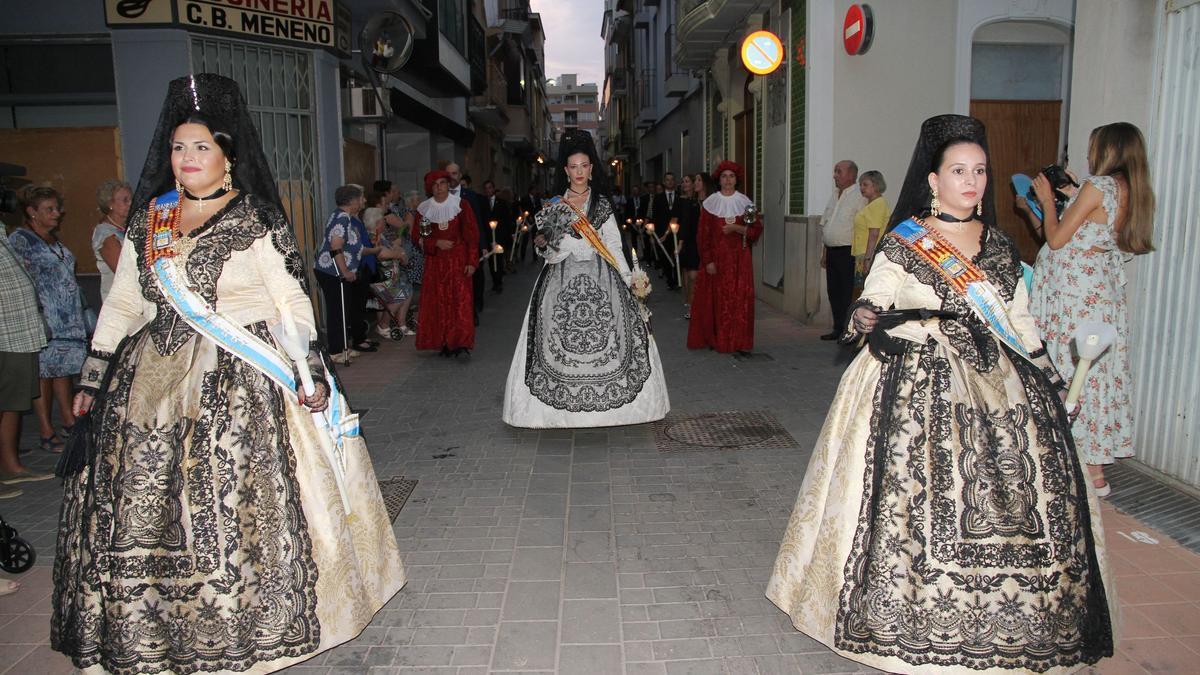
[
  {"xmin": 56, "ymin": 334, "xmax": 131, "ymax": 478},
  {"xmin": 79, "ymin": 289, "xmax": 98, "ymax": 335}
]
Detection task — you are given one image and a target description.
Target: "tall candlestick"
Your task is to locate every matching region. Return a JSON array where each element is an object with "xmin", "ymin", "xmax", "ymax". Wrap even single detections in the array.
[
  {"xmin": 489, "ymin": 221, "xmax": 498, "ymax": 272},
  {"xmin": 670, "ymin": 219, "xmax": 681, "ymax": 288}
]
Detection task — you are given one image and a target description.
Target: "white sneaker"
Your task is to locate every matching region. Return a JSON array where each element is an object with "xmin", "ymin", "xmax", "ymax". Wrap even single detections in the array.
[
  {"xmin": 400, "ymin": 326, "xmax": 416, "ymax": 336},
  {"xmin": 330, "ymin": 352, "xmax": 352, "ymax": 365}
]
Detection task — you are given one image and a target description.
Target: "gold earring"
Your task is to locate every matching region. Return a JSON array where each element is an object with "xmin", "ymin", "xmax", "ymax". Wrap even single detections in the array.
[
  {"xmin": 930, "ymin": 188, "xmax": 941, "ymax": 217},
  {"xmin": 176, "ymin": 178, "xmax": 184, "ymax": 196},
  {"xmin": 976, "ymin": 200, "xmax": 983, "ymax": 217},
  {"xmin": 223, "ymin": 160, "xmax": 233, "ymax": 191}
]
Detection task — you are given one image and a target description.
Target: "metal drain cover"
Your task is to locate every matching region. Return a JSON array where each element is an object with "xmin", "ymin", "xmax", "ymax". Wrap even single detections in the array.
[{"xmin": 654, "ymin": 410, "xmax": 799, "ymax": 452}]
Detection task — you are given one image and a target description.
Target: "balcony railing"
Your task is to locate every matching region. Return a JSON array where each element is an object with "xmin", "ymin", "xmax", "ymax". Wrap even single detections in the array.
[{"xmin": 500, "ymin": 4, "xmax": 530, "ymax": 22}]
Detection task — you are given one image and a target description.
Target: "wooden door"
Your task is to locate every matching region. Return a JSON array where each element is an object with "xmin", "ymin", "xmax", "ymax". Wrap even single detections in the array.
[
  {"xmin": 734, "ymin": 114, "xmax": 755, "ymax": 198},
  {"xmin": 970, "ymin": 99, "xmax": 1061, "ymax": 262}
]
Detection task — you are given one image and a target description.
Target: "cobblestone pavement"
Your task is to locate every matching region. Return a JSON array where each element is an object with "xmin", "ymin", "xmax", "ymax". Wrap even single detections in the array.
[{"xmin": 3, "ymin": 259, "xmax": 1200, "ymax": 674}]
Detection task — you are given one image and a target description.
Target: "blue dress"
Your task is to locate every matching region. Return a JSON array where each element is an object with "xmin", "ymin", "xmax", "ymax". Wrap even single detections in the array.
[{"xmin": 9, "ymin": 228, "xmax": 86, "ymax": 377}]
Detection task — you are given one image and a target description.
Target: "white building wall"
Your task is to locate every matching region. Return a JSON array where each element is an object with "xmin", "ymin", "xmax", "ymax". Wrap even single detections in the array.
[{"xmin": 1123, "ymin": 0, "xmax": 1200, "ymax": 488}]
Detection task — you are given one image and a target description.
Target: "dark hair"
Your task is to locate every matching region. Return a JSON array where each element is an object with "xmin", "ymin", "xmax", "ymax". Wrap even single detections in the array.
[
  {"xmin": 335, "ymin": 184, "xmax": 364, "ymax": 207},
  {"xmin": 176, "ymin": 114, "xmax": 237, "ymax": 163},
  {"xmin": 366, "ymin": 190, "xmax": 389, "ymax": 208},
  {"xmin": 372, "ymin": 180, "xmax": 393, "ymax": 194},
  {"xmin": 664, "ymin": 171, "xmax": 675, "ymax": 179},
  {"xmin": 18, "ymin": 185, "xmax": 61, "ymax": 221},
  {"xmin": 930, "ymin": 137, "xmax": 984, "ymax": 174},
  {"xmin": 694, "ymin": 173, "xmax": 714, "ymax": 199},
  {"xmin": 483, "ymin": 179, "xmax": 495, "ymax": 189},
  {"xmin": 552, "ymin": 130, "xmax": 611, "ymax": 222}
]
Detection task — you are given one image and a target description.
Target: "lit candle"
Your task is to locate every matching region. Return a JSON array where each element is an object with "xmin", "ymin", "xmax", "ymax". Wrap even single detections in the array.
[
  {"xmin": 489, "ymin": 221, "xmax": 497, "ymax": 271},
  {"xmin": 670, "ymin": 219, "xmax": 681, "ymax": 288}
]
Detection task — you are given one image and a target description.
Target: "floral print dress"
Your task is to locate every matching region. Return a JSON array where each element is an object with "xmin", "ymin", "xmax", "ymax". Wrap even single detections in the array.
[
  {"xmin": 1031, "ymin": 175, "xmax": 1135, "ymax": 465},
  {"xmin": 9, "ymin": 228, "xmax": 87, "ymax": 378}
]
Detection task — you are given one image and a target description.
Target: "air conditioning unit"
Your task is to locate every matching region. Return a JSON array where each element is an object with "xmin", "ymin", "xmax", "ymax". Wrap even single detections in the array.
[{"xmin": 343, "ymin": 86, "xmax": 389, "ymax": 118}]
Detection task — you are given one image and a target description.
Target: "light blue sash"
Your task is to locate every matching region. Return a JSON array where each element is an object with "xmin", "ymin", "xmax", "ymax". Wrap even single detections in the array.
[
  {"xmin": 149, "ymin": 191, "xmax": 358, "ymax": 509},
  {"xmin": 892, "ymin": 219, "xmax": 1032, "ymax": 362}
]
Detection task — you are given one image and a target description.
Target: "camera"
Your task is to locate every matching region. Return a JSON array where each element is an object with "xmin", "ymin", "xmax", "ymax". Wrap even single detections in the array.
[
  {"xmin": 1025, "ymin": 164, "xmax": 1077, "ymax": 220},
  {"xmin": 1040, "ymin": 164, "xmax": 1077, "ymax": 190},
  {"xmin": 0, "ymin": 162, "xmax": 28, "ymax": 214}
]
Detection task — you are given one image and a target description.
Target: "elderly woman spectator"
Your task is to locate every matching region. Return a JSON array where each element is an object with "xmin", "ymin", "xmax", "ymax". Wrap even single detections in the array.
[
  {"xmin": 8, "ymin": 185, "xmax": 86, "ymax": 453},
  {"xmin": 364, "ymin": 189, "xmax": 413, "ymax": 339},
  {"xmin": 91, "ymin": 180, "xmax": 132, "ymax": 301},
  {"xmin": 851, "ymin": 170, "xmax": 889, "ymax": 299},
  {"xmin": 314, "ymin": 184, "xmax": 380, "ymax": 364}
]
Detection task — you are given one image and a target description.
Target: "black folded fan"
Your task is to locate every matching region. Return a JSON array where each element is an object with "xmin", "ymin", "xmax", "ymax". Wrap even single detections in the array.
[{"xmin": 861, "ymin": 308, "xmax": 959, "ymax": 358}]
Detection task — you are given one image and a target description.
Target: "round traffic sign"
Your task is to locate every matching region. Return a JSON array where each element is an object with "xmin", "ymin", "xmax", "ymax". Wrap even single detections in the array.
[
  {"xmin": 843, "ymin": 4, "xmax": 875, "ymax": 56},
  {"xmin": 741, "ymin": 30, "xmax": 784, "ymax": 76}
]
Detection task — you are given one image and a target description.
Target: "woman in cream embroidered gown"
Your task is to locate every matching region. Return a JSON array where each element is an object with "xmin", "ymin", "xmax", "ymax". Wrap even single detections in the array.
[
  {"xmin": 52, "ymin": 74, "xmax": 405, "ymax": 674},
  {"xmin": 503, "ymin": 130, "xmax": 669, "ymax": 428},
  {"xmin": 765, "ymin": 115, "xmax": 1115, "ymax": 674}
]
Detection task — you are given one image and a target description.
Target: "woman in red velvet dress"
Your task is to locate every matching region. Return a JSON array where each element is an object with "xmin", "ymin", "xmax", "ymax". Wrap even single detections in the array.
[
  {"xmin": 687, "ymin": 161, "xmax": 763, "ymax": 353},
  {"xmin": 413, "ymin": 170, "xmax": 478, "ymax": 356}
]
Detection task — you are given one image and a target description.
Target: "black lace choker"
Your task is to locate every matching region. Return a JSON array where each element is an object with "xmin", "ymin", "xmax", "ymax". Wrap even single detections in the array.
[
  {"xmin": 934, "ymin": 211, "xmax": 974, "ymax": 224},
  {"xmin": 183, "ymin": 187, "xmax": 229, "ymax": 201}
]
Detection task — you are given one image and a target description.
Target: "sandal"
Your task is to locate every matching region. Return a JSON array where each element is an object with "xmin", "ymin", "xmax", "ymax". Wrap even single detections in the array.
[
  {"xmin": 1093, "ymin": 478, "xmax": 1112, "ymax": 498},
  {"xmin": 40, "ymin": 435, "xmax": 65, "ymax": 454},
  {"xmin": 58, "ymin": 424, "xmax": 74, "ymax": 439}
]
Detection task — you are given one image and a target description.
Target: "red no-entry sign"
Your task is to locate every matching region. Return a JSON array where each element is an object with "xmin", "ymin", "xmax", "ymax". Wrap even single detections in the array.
[{"xmin": 843, "ymin": 4, "xmax": 875, "ymax": 56}]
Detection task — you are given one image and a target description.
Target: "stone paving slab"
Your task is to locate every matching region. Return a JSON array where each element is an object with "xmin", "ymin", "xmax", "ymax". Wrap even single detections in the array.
[{"xmin": 2, "ymin": 258, "xmax": 1198, "ymax": 674}]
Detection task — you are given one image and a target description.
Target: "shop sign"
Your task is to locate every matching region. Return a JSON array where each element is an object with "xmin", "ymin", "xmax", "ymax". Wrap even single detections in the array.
[
  {"xmin": 103, "ymin": 0, "xmax": 350, "ymax": 57},
  {"xmin": 843, "ymin": 4, "xmax": 875, "ymax": 55},
  {"xmin": 741, "ymin": 30, "xmax": 784, "ymax": 76}
]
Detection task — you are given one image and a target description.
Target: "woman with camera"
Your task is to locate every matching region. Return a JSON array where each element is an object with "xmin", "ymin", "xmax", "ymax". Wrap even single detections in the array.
[{"xmin": 1029, "ymin": 122, "xmax": 1156, "ymax": 496}]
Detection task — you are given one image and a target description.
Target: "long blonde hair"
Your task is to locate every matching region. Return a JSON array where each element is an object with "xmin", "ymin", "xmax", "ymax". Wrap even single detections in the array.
[{"xmin": 1088, "ymin": 122, "xmax": 1155, "ymax": 254}]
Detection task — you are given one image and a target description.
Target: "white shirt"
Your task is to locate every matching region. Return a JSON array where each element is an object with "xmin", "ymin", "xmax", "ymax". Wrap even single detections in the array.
[
  {"xmin": 665, "ymin": 190, "xmax": 675, "ymax": 209},
  {"xmin": 821, "ymin": 184, "xmax": 868, "ymax": 247}
]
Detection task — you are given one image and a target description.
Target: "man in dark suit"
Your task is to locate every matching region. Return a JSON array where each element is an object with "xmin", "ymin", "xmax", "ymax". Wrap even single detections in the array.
[
  {"xmin": 481, "ymin": 180, "xmax": 515, "ymax": 292},
  {"xmin": 446, "ymin": 162, "xmax": 487, "ymax": 316},
  {"xmin": 650, "ymin": 172, "xmax": 682, "ymax": 289}
]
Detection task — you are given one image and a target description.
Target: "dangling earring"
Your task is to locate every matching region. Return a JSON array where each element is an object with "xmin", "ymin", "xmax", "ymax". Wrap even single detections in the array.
[
  {"xmin": 176, "ymin": 178, "xmax": 184, "ymax": 196},
  {"xmin": 976, "ymin": 200, "xmax": 983, "ymax": 217},
  {"xmin": 930, "ymin": 187, "xmax": 941, "ymax": 217},
  {"xmin": 223, "ymin": 159, "xmax": 233, "ymax": 191}
]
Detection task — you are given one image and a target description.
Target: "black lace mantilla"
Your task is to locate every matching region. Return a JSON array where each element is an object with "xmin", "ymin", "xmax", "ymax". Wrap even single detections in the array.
[
  {"xmin": 875, "ymin": 224, "xmax": 1023, "ymax": 373},
  {"xmin": 126, "ymin": 193, "xmax": 308, "ymax": 356}
]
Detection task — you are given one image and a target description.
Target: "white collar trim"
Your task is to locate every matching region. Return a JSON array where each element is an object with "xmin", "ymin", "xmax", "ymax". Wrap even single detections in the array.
[
  {"xmin": 418, "ymin": 194, "xmax": 462, "ymax": 222},
  {"xmin": 702, "ymin": 191, "xmax": 754, "ymax": 218}
]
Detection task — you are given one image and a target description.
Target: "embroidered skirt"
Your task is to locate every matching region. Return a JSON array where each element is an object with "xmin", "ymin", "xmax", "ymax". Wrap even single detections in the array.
[
  {"xmin": 51, "ymin": 327, "xmax": 406, "ymax": 674},
  {"xmin": 503, "ymin": 257, "xmax": 669, "ymax": 428},
  {"xmin": 766, "ymin": 337, "xmax": 1117, "ymax": 674}
]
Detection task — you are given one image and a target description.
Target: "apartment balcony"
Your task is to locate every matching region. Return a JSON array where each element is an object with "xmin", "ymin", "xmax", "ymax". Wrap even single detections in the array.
[
  {"xmin": 609, "ymin": 69, "xmax": 628, "ymax": 95},
  {"xmin": 468, "ymin": 14, "xmax": 486, "ymax": 95},
  {"xmin": 675, "ymin": 0, "xmax": 765, "ymax": 69},
  {"xmin": 634, "ymin": 68, "xmax": 655, "ymax": 128},
  {"xmin": 604, "ymin": 9, "xmax": 631, "ymax": 44},
  {"xmin": 664, "ymin": 72, "xmax": 689, "ymax": 97},
  {"xmin": 634, "ymin": 7, "xmax": 653, "ymax": 28},
  {"xmin": 496, "ymin": 4, "xmax": 532, "ymax": 40}
]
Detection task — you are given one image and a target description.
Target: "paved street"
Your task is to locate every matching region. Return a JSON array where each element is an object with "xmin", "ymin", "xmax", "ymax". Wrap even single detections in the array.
[{"xmin": 3, "ymin": 259, "xmax": 1200, "ymax": 674}]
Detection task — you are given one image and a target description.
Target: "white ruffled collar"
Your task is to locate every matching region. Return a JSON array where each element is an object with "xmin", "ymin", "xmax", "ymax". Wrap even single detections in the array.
[
  {"xmin": 702, "ymin": 191, "xmax": 754, "ymax": 218},
  {"xmin": 417, "ymin": 194, "xmax": 462, "ymax": 223}
]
